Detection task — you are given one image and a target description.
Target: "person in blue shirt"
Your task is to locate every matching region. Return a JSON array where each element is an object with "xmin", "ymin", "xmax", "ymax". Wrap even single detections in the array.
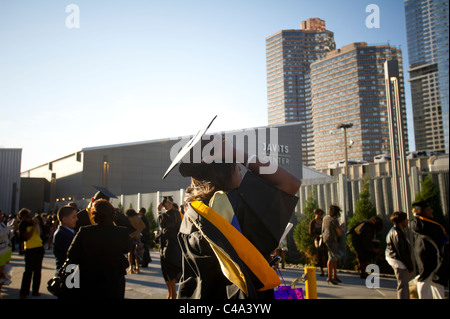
[{"xmin": 53, "ymin": 205, "xmax": 78, "ymax": 271}]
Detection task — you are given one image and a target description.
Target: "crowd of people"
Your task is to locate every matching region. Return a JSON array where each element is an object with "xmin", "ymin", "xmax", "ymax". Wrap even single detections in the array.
[
  {"xmin": 307, "ymin": 200, "xmax": 448, "ymax": 299},
  {"xmin": 0, "ymin": 118, "xmax": 448, "ymax": 300},
  {"xmin": 1, "ymin": 193, "xmax": 448, "ymax": 300},
  {"xmin": 0, "ymin": 123, "xmax": 303, "ymax": 300},
  {"xmin": 0, "ymin": 189, "xmax": 182, "ymax": 299}
]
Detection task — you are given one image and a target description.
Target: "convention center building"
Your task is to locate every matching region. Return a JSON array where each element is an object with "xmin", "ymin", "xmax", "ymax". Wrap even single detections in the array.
[{"xmin": 20, "ymin": 122, "xmax": 312, "ymax": 212}]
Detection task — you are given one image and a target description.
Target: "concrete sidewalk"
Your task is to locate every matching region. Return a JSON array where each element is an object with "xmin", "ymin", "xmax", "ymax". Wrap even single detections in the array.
[
  {"xmin": 1, "ymin": 249, "xmax": 401, "ymax": 299},
  {"xmin": 277, "ymin": 266, "xmax": 398, "ymax": 299},
  {"xmin": 1, "ymin": 249, "xmax": 168, "ymax": 299}
]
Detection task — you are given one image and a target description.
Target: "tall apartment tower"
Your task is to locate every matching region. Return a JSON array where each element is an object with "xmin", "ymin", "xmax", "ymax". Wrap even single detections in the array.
[
  {"xmin": 405, "ymin": 0, "xmax": 449, "ymax": 153},
  {"xmin": 310, "ymin": 43, "xmax": 408, "ymax": 169},
  {"xmin": 266, "ymin": 18, "xmax": 336, "ymax": 167}
]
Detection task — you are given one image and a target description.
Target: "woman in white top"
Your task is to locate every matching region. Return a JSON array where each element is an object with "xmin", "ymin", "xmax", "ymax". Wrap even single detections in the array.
[{"xmin": 0, "ymin": 209, "xmax": 13, "ymax": 298}]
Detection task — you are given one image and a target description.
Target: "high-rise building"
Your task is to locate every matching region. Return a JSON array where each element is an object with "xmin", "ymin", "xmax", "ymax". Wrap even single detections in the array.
[
  {"xmin": 405, "ymin": 0, "xmax": 449, "ymax": 153},
  {"xmin": 310, "ymin": 42, "xmax": 408, "ymax": 169},
  {"xmin": 266, "ymin": 18, "xmax": 336, "ymax": 166}
]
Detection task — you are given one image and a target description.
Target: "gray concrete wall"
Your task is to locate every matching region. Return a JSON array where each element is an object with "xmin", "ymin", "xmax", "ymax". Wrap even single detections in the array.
[{"xmin": 0, "ymin": 148, "xmax": 22, "ymax": 214}]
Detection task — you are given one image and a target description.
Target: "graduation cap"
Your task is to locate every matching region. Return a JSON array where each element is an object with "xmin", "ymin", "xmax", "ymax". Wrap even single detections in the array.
[
  {"xmin": 92, "ymin": 186, "xmax": 117, "ymax": 200},
  {"xmin": 412, "ymin": 200, "xmax": 430, "ymax": 209},
  {"xmin": 162, "ymin": 115, "xmax": 217, "ymax": 180}
]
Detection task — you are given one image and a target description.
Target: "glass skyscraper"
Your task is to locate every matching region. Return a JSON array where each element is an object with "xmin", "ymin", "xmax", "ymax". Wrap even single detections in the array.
[
  {"xmin": 310, "ymin": 43, "xmax": 408, "ymax": 169},
  {"xmin": 405, "ymin": 0, "xmax": 449, "ymax": 153},
  {"xmin": 266, "ymin": 18, "xmax": 336, "ymax": 167}
]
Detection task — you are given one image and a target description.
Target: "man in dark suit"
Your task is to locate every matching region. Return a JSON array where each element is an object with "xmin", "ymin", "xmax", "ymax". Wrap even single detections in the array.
[
  {"xmin": 67, "ymin": 199, "xmax": 130, "ymax": 299},
  {"xmin": 53, "ymin": 205, "xmax": 78, "ymax": 270}
]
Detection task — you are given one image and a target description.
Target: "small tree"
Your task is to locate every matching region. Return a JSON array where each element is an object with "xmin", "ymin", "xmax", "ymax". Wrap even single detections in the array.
[
  {"xmin": 347, "ymin": 175, "xmax": 377, "ymax": 231},
  {"xmin": 293, "ymin": 189, "xmax": 318, "ymax": 265},
  {"xmin": 414, "ymin": 174, "xmax": 447, "ymax": 229},
  {"xmin": 346, "ymin": 175, "xmax": 378, "ymax": 266}
]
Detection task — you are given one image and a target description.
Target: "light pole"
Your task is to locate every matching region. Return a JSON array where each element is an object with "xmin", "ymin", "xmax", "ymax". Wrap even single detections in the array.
[
  {"xmin": 391, "ymin": 75, "xmax": 411, "ymax": 218},
  {"xmin": 384, "ymin": 59, "xmax": 410, "ymax": 216},
  {"xmin": 336, "ymin": 123, "xmax": 353, "ymax": 177},
  {"xmin": 385, "ymin": 59, "xmax": 415, "ymax": 273}
]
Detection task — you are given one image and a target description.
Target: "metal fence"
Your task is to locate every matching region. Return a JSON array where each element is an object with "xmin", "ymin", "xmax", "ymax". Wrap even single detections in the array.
[
  {"xmin": 67, "ymin": 168, "xmax": 449, "ymax": 225},
  {"xmin": 298, "ymin": 168, "xmax": 449, "ymax": 223}
]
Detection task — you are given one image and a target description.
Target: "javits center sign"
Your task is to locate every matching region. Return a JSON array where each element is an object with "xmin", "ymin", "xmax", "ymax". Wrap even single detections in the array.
[{"xmin": 169, "ymin": 124, "xmax": 302, "ymax": 178}]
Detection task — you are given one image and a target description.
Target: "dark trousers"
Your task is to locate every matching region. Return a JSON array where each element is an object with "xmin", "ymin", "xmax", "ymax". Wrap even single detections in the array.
[
  {"xmin": 141, "ymin": 232, "xmax": 152, "ymax": 266},
  {"xmin": 141, "ymin": 245, "xmax": 151, "ymax": 266},
  {"xmin": 20, "ymin": 246, "xmax": 45, "ymax": 296}
]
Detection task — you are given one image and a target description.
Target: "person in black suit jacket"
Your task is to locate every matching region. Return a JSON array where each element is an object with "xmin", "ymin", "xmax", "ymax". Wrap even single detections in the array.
[
  {"xmin": 67, "ymin": 199, "xmax": 130, "ymax": 299},
  {"xmin": 53, "ymin": 205, "xmax": 78, "ymax": 270}
]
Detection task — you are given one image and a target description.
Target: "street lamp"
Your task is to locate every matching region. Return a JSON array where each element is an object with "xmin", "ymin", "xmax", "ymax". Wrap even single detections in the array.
[
  {"xmin": 336, "ymin": 123, "xmax": 353, "ymax": 177},
  {"xmin": 102, "ymin": 160, "xmax": 110, "ymax": 189}
]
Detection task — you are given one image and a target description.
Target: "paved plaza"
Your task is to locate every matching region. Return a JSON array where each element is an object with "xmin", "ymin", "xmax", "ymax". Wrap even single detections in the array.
[{"xmin": 2, "ymin": 249, "xmax": 401, "ymax": 300}]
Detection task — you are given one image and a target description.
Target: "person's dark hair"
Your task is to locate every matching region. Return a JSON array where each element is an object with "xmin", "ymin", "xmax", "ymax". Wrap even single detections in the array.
[
  {"xmin": 57, "ymin": 205, "xmax": 76, "ymax": 223},
  {"xmin": 162, "ymin": 196, "xmax": 174, "ymax": 205},
  {"xmin": 138, "ymin": 207, "xmax": 146, "ymax": 214},
  {"xmin": 180, "ymin": 134, "xmax": 238, "ymax": 204},
  {"xmin": 367, "ymin": 215, "xmax": 383, "ymax": 232},
  {"xmin": 92, "ymin": 199, "xmax": 115, "ymax": 224},
  {"xmin": 125, "ymin": 208, "xmax": 138, "ymax": 217},
  {"xmin": 68, "ymin": 202, "xmax": 78, "ymax": 211},
  {"xmin": 314, "ymin": 208, "xmax": 324, "ymax": 216},
  {"xmin": 18, "ymin": 208, "xmax": 32, "ymax": 220},
  {"xmin": 390, "ymin": 211, "xmax": 407, "ymax": 226},
  {"xmin": 328, "ymin": 205, "xmax": 341, "ymax": 218},
  {"xmin": 183, "ymin": 163, "xmax": 237, "ymax": 204}
]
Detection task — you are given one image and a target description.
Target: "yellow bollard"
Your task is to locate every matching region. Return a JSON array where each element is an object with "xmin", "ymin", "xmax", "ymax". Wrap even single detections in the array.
[{"xmin": 304, "ymin": 266, "xmax": 317, "ymax": 299}]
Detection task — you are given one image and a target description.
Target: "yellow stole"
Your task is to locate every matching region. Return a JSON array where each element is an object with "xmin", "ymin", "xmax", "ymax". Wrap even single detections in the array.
[
  {"xmin": 86, "ymin": 206, "xmax": 95, "ymax": 225},
  {"xmin": 190, "ymin": 200, "xmax": 280, "ymax": 296},
  {"xmin": 418, "ymin": 216, "xmax": 447, "ymax": 234}
]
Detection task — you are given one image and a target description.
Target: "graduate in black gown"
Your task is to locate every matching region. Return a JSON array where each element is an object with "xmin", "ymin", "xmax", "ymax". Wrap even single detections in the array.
[
  {"xmin": 162, "ymin": 117, "xmax": 300, "ymax": 299},
  {"xmin": 411, "ymin": 200, "xmax": 449, "ymax": 299},
  {"xmin": 157, "ymin": 196, "xmax": 182, "ymax": 299}
]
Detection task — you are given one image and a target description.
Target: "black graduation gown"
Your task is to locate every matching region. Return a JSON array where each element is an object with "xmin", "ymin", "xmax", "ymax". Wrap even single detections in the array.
[
  {"xmin": 158, "ymin": 208, "xmax": 182, "ymax": 281},
  {"xmin": 351, "ymin": 222, "xmax": 377, "ymax": 262},
  {"xmin": 177, "ymin": 172, "xmax": 298, "ymax": 299},
  {"xmin": 411, "ymin": 216, "xmax": 449, "ymax": 286}
]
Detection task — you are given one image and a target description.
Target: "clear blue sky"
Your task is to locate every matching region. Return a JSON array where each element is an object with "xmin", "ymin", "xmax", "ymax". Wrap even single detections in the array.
[{"xmin": 0, "ymin": 0, "xmax": 412, "ymax": 171}]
